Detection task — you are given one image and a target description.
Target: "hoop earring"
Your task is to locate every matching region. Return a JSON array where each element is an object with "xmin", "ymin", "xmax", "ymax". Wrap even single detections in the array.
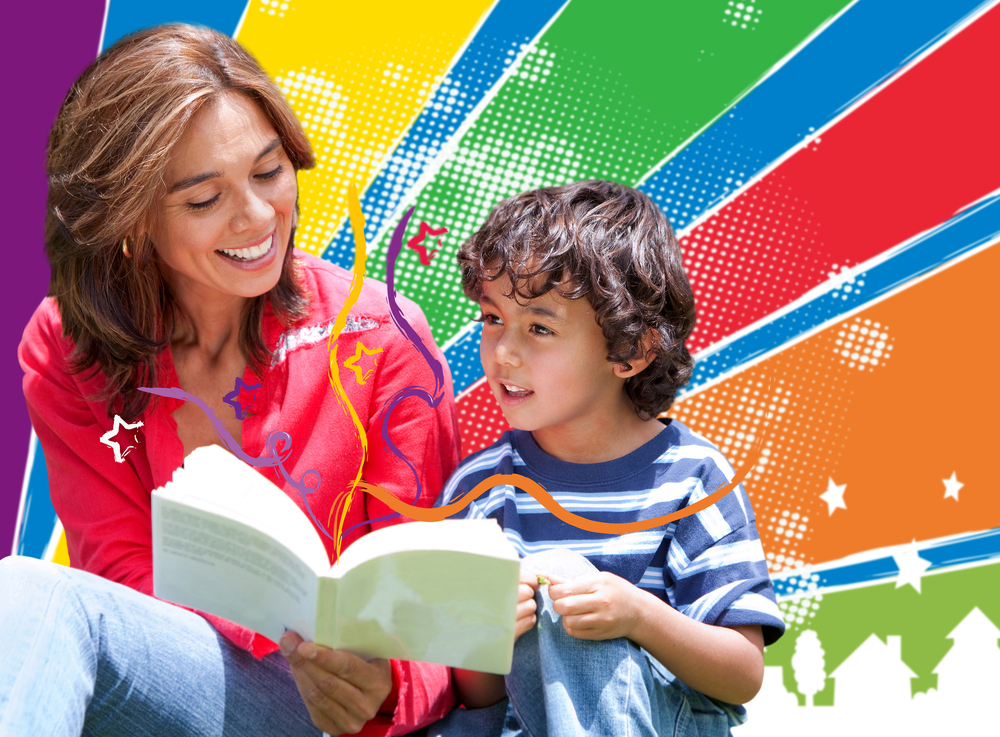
[{"xmin": 122, "ymin": 237, "xmax": 131, "ymax": 258}]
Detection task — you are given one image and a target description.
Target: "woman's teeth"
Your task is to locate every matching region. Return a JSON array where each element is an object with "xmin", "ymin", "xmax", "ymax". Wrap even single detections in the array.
[{"xmin": 219, "ymin": 240, "xmax": 270, "ymax": 261}]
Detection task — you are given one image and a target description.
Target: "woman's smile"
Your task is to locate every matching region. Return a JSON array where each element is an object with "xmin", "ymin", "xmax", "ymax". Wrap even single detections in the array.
[{"xmin": 216, "ymin": 230, "xmax": 278, "ymax": 269}]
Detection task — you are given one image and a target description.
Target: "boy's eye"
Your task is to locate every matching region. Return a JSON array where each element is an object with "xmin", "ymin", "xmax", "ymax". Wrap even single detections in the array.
[
  {"xmin": 530, "ymin": 324, "xmax": 553, "ymax": 336},
  {"xmin": 478, "ymin": 312, "xmax": 503, "ymax": 326}
]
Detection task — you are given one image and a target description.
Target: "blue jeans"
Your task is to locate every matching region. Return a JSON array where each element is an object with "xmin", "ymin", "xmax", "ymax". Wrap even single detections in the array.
[
  {"xmin": 0, "ymin": 556, "xmax": 322, "ymax": 737},
  {"xmin": 423, "ymin": 565, "xmax": 732, "ymax": 737}
]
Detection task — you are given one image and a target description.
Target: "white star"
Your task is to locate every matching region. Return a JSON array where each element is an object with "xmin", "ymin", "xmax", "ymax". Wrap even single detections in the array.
[
  {"xmin": 892, "ymin": 539, "xmax": 932, "ymax": 594},
  {"xmin": 942, "ymin": 472, "xmax": 963, "ymax": 502},
  {"xmin": 100, "ymin": 415, "xmax": 144, "ymax": 463},
  {"xmin": 820, "ymin": 478, "xmax": 847, "ymax": 515}
]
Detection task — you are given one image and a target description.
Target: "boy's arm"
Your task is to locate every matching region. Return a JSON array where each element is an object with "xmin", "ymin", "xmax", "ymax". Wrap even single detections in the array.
[
  {"xmin": 548, "ymin": 572, "xmax": 765, "ymax": 705},
  {"xmin": 452, "ymin": 566, "xmax": 541, "ymax": 708}
]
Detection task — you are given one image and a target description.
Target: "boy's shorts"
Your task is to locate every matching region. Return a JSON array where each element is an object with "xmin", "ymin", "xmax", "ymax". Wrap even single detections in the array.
[{"xmin": 418, "ymin": 549, "xmax": 735, "ymax": 737}]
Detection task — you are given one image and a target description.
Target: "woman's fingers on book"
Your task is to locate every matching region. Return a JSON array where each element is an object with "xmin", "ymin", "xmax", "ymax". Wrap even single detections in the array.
[
  {"xmin": 279, "ymin": 630, "xmax": 305, "ymax": 659},
  {"xmin": 284, "ymin": 645, "xmax": 393, "ymax": 734}
]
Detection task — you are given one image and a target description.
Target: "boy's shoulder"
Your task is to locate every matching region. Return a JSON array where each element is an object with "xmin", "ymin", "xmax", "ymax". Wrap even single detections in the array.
[
  {"xmin": 448, "ymin": 430, "xmax": 521, "ymax": 480},
  {"xmin": 445, "ymin": 419, "xmax": 734, "ymax": 492}
]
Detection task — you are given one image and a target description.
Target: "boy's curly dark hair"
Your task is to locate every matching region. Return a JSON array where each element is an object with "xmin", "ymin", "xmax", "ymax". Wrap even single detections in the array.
[{"xmin": 458, "ymin": 180, "xmax": 696, "ymax": 419}]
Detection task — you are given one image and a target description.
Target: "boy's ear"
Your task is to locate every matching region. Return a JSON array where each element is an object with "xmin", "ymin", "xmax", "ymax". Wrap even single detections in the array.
[{"xmin": 613, "ymin": 332, "xmax": 657, "ymax": 379}]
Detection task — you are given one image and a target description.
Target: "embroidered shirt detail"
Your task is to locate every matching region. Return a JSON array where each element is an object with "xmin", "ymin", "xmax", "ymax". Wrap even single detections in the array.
[{"xmin": 271, "ymin": 315, "xmax": 381, "ymax": 367}]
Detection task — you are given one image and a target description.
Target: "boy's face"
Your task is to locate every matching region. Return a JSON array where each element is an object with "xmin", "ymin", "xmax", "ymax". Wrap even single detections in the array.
[{"xmin": 478, "ymin": 275, "xmax": 635, "ymax": 453}]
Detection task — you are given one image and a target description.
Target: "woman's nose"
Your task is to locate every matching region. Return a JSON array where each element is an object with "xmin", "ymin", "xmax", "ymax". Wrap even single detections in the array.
[{"xmin": 231, "ymin": 188, "xmax": 273, "ymax": 233}]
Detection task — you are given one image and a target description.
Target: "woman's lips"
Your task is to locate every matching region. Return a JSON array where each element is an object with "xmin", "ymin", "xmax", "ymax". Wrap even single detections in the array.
[{"xmin": 216, "ymin": 231, "xmax": 278, "ymax": 270}]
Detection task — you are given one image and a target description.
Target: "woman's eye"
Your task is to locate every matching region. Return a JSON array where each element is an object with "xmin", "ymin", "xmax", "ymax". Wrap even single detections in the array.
[
  {"xmin": 188, "ymin": 194, "xmax": 220, "ymax": 211},
  {"xmin": 257, "ymin": 164, "xmax": 284, "ymax": 181}
]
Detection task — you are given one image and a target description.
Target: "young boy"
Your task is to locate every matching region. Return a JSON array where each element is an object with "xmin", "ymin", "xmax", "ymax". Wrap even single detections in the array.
[{"xmin": 434, "ymin": 180, "xmax": 784, "ymax": 737}]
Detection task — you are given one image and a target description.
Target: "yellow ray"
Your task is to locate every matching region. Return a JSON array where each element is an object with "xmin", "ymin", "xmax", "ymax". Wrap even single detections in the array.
[
  {"xmin": 238, "ymin": 0, "xmax": 496, "ymax": 255},
  {"xmin": 51, "ymin": 529, "xmax": 71, "ymax": 567}
]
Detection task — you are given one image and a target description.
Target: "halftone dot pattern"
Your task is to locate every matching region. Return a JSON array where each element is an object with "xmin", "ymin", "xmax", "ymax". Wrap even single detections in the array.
[
  {"xmin": 724, "ymin": 1, "xmax": 764, "ymax": 30},
  {"xmin": 456, "ymin": 380, "xmax": 510, "ymax": 458},
  {"xmin": 666, "ymin": 318, "xmax": 895, "ymax": 577},
  {"xmin": 835, "ymin": 316, "xmax": 894, "ymax": 372},
  {"xmin": 778, "ymin": 591, "xmax": 823, "ymax": 632},
  {"xmin": 321, "ymin": 35, "xmax": 528, "ymax": 269},
  {"xmin": 641, "ymin": 111, "xmax": 764, "ymax": 231},
  {"xmin": 361, "ymin": 41, "xmax": 689, "ymax": 347},
  {"xmin": 679, "ymin": 176, "xmax": 829, "ymax": 355},
  {"xmin": 272, "ymin": 35, "xmax": 462, "ymax": 256},
  {"xmin": 445, "ymin": 323, "xmax": 485, "ymax": 396},
  {"xmin": 258, "ymin": 0, "xmax": 290, "ymax": 19}
]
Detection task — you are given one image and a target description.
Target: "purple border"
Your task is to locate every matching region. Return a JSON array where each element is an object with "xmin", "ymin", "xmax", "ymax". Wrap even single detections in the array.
[{"xmin": 2, "ymin": 1, "xmax": 105, "ymax": 557}]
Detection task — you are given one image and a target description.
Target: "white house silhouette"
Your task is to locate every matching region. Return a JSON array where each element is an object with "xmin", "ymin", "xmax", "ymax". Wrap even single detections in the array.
[
  {"xmin": 933, "ymin": 607, "xmax": 1000, "ymax": 702},
  {"xmin": 830, "ymin": 634, "xmax": 916, "ymax": 706}
]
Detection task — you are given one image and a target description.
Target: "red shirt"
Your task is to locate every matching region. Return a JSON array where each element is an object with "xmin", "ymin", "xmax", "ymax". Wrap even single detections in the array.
[{"xmin": 19, "ymin": 253, "xmax": 460, "ymax": 735}]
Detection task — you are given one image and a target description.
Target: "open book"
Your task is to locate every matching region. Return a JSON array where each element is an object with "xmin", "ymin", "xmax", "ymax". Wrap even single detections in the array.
[{"xmin": 152, "ymin": 445, "xmax": 520, "ymax": 674}]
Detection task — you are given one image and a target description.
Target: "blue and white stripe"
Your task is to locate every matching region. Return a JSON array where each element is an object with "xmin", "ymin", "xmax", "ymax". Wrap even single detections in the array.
[{"xmin": 437, "ymin": 419, "xmax": 786, "ymax": 644}]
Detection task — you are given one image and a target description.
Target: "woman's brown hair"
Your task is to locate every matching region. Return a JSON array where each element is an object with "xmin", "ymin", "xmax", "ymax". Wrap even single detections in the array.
[
  {"xmin": 46, "ymin": 23, "xmax": 316, "ymax": 420},
  {"xmin": 459, "ymin": 180, "xmax": 697, "ymax": 419}
]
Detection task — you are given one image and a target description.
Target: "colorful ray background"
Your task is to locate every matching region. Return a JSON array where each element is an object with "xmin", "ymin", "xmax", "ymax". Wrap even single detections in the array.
[{"xmin": 5, "ymin": 0, "xmax": 999, "ymax": 732}]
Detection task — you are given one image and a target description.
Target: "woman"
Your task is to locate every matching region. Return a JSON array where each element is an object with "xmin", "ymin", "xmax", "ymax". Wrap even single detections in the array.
[{"xmin": 3, "ymin": 24, "xmax": 459, "ymax": 736}]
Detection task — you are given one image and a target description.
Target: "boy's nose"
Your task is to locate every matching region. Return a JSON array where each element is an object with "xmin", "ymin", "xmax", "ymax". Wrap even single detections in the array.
[{"xmin": 493, "ymin": 336, "xmax": 521, "ymax": 367}]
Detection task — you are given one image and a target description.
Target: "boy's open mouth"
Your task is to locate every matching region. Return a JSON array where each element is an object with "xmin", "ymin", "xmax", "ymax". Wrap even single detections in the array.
[{"xmin": 501, "ymin": 383, "xmax": 533, "ymax": 399}]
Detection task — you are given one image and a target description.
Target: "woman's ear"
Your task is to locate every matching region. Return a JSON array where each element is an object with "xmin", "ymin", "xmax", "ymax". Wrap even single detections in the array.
[{"xmin": 613, "ymin": 332, "xmax": 658, "ymax": 379}]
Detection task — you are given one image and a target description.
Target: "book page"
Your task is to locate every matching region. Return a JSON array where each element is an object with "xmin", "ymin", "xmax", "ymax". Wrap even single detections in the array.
[
  {"xmin": 153, "ymin": 495, "xmax": 319, "ymax": 643},
  {"xmin": 331, "ymin": 519, "xmax": 519, "ymax": 575},
  {"xmin": 315, "ymin": 520, "xmax": 520, "ymax": 673},
  {"xmin": 158, "ymin": 445, "xmax": 330, "ymax": 573}
]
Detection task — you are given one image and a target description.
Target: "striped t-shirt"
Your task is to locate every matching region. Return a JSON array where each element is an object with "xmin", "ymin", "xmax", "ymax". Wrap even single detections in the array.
[{"xmin": 436, "ymin": 419, "xmax": 785, "ymax": 646}]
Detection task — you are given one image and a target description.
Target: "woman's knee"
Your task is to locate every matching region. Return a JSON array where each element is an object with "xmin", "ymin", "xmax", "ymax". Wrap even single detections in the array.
[{"xmin": 0, "ymin": 555, "xmax": 72, "ymax": 594}]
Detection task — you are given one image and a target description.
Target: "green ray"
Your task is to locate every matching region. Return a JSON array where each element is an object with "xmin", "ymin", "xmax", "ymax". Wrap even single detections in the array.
[{"xmin": 369, "ymin": 0, "xmax": 852, "ymax": 344}]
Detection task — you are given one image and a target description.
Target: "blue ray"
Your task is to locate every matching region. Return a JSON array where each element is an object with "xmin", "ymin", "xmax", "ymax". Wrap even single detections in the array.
[
  {"xmin": 15, "ymin": 436, "xmax": 54, "ymax": 558},
  {"xmin": 320, "ymin": 0, "xmax": 567, "ymax": 269},
  {"xmin": 773, "ymin": 527, "xmax": 1000, "ymax": 598},
  {"xmin": 102, "ymin": 0, "xmax": 248, "ymax": 51}
]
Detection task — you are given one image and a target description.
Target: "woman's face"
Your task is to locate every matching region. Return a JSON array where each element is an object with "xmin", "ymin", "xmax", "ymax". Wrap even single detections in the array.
[{"xmin": 152, "ymin": 92, "xmax": 297, "ymax": 310}]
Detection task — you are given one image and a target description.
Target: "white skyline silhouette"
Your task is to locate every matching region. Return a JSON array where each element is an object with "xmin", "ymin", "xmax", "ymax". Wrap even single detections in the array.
[{"xmin": 733, "ymin": 607, "xmax": 999, "ymax": 735}]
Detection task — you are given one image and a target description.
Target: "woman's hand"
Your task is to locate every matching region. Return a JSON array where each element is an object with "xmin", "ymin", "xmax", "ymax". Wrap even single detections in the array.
[
  {"xmin": 547, "ymin": 571, "xmax": 643, "ymax": 641},
  {"xmin": 514, "ymin": 564, "xmax": 541, "ymax": 641},
  {"xmin": 280, "ymin": 631, "xmax": 393, "ymax": 735}
]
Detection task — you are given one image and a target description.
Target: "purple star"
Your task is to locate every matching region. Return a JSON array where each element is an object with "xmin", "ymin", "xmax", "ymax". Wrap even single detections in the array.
[{"xmin": 223, "ymin": 377, "xmax": 263, "ymax": 420}]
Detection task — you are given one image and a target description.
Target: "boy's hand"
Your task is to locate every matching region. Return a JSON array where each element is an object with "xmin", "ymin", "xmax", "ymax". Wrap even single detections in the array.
[
  {"xmin": 514, "ymin": 565, "xmax": 541, "ymax": 641},
  {"xmin": 547, "ymin": 571, "xmax": 642, "ymax": 641}
]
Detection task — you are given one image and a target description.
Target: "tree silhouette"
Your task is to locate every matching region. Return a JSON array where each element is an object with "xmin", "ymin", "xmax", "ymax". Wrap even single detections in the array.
[{"xmin": 792, "ymin": 629, "xmax": 827, "ymax": 706}]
